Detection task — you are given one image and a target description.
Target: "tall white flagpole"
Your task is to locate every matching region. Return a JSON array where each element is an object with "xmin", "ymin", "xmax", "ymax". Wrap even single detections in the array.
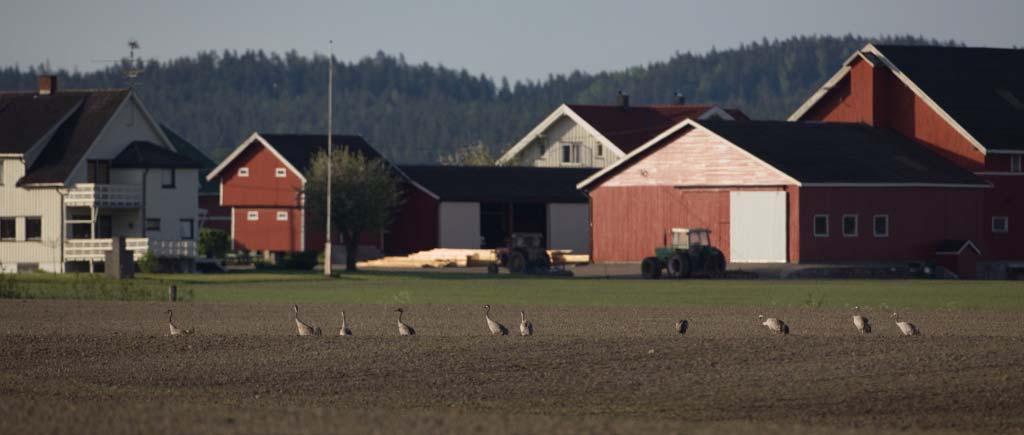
[{"xmin": 324, "ymin": 40, "xmax": 334, "ymax": 276}]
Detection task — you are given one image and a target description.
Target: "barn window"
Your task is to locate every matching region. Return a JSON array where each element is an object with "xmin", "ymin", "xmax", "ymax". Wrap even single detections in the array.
[
  {"xmin": 25, "ymin": 217, "xmax": 41, "ymax": 241},
  {"xmin": 992, "ymin": 216, "xmax": 1009, "ymax": 233},
  {"xmin": 247, "ymin": 211, "xmax": 259, "ymax": 221},
  {"xmin": 560, "ymin": 143, "xmax": 580, "ymax": 164},
  {"xmin": 842, "ymin": 215, "xmax": 858, "ymax": 237},
  {"xmin": 873, "ymin": 215, "xmax": 889, "ymax": 238},
  {"xmin": 276, "ymin": 211, "xmax": 288, "ymax": 221},
  {"xmin": 813, "ymin": 215, "xmax": 829, "ymax": 237},
  {"xmin": 1011, "ymin": 156, "xmax": 1022, "ymax": 173},
  {"xmin": 275, "ymin": 167, "xmax": 287, "ymax": 178},
  {"xmin": 238, "ymin": 167, "xmax": 250, "ymax": 177}
]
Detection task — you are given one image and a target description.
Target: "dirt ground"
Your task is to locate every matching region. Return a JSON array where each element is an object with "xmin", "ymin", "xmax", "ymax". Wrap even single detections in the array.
[{"xmin": 1, "ymin": 300, "xmax": 1023, "ymax": 434}]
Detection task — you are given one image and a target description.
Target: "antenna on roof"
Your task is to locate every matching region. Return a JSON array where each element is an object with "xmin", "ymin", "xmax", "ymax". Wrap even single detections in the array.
[{"xmin": 91, "ymin": 39, "xmax": 144, "ymax": 89}]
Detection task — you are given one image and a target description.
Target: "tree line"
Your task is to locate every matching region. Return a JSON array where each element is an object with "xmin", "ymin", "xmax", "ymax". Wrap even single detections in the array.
[{"xmin": 0, "ymin": 34, "xmax": 955, "ymax": 163}]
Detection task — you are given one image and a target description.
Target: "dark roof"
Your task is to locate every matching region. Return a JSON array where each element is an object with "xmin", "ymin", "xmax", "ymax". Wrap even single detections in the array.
[
  {"xmin": 874, "ymin": 45, "xmax": 1024, "ymax": 151},
  {"xmin": 17, "ymin": 89, "xmax": 131, "ymax": 185},
  {"xmin": 399, "ymin": 165, "xmax": 597, "ymax": 203},
  {"xmin": 259, "ymin": 134, "xmax": 383, "ymax": 174},
  {"xmin": 0, "ymin": 92, "xmax": 84, "ymax": 154},
  {"xmin": 567, "ymin": 104, "xmax": 747, "ymax": 154},
  {"xmin": 112, "ymin": 141, "xmax": 201, "ymax": 169},
  {"xmin": 161, "ymin": 124, "xmax": 217, "ymax": 193},
  {"xmin": 698, "ymin": 120, "xmax": 989, "ymax": 185}
]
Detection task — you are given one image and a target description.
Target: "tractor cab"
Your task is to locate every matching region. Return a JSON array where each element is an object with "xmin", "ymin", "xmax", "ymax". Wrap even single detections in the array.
[
  {"xmin": 644, "ymin": 228, "xmax": 726, "ymax": 279},
  {"xmin": 670, "ymin": 228, "xmax": 712, "ymax": 249}
]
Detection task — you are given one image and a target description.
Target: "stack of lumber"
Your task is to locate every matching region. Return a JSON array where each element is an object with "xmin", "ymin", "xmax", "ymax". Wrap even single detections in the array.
[{"xmin": 358, "ymin": 248, "xmax": 590, "ymax": 269}]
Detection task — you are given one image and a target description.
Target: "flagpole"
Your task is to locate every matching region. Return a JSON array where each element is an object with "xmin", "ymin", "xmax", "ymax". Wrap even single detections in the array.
[{"xmin": 324, "ymin": 40, "xmax": 333, "ymax": 276}]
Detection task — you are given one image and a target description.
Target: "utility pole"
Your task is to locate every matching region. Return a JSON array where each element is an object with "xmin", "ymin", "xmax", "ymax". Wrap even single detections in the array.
[{"xmin": 324, "ymin": 40, "xmax": 334, "ymax": 276}]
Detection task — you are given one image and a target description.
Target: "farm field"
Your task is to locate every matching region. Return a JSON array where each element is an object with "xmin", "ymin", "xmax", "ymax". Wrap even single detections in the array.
[{"xmin": 2, "ymin": 297, "xmax": 1024, "ymax": 434}]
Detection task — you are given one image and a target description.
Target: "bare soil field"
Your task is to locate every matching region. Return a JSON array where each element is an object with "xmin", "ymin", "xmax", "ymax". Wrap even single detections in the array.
[{"xmin": 1, "ymin": 300, "xmax": 1023, "ymax": 434}]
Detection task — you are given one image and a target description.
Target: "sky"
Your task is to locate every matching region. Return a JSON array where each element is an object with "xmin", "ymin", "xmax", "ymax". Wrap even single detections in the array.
[{"xmin": 2, "ymin": 0, "xmax": 1022, "ymax": 82}]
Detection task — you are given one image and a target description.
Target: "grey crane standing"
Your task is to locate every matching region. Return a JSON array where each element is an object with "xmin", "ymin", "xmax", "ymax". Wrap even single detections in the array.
[
  {"xmin": 675, "ymin": 319, "xmax": 689, "ymax": 336},
  {"xmin": 759, "ymin": 314, "xmax": 790, "ymax": 335},
  {"xmin": 892, "ymin": 312, "xmax": 921, "ymax": 336},
  {"xmin": 165, "ymin": 309, "xmax": 194, "ymax": 336},
  {"xmin": 293, "ymin": 304, "xmax": 321, "ymax": 336},
  {"xmin": 483, "ymin": 304, "xmax": 509, "ymax": 336},
  {"xmin": 339, "ymin": 310, "xmax": 353, "ymax": 336},
  {"xmin": 395, "ymin": 308, "xmax": 416, "ymax": 336},
  {"xmin": 852, "ymin": 306, "xmax": 872, "ymax": 334}
]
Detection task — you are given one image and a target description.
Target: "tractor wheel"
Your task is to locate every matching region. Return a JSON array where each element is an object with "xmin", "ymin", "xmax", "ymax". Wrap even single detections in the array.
[
  {"xmin": 708, "ymin": 251, "xmax": 726, "ymax": 276},
  {"xmin": 641, "ymin": 257, "xmax": 662, "ymax": 279},
  {"xmin": 667, "ymin": 253, "xmax": 691, "ymax": 278},
  {"xmin": 508, "ymin": 251, "xmax": 527, "ymax": 274}
]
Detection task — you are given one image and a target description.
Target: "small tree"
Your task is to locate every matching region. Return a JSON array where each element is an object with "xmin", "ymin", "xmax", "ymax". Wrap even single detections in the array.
[
  {"xmin": 199, "ymin": 228, "xmax": 229, "ymax": 259},
  {"xmin": 304, "ymin": 148, "xmax": 403, "ymax": 272},
  {"xmin": 438, "ymin": 141, "xmax": 500, "ymax": 166}
]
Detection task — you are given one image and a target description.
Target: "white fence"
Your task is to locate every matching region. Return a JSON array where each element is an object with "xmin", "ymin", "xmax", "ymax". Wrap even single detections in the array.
[
  {"xmin": 64, "ymin": 238, "xmax": 197, "ymax": 261},
  {"xmin": 65, "ymin": 184, "xmax": 142, "ymax": 208}
]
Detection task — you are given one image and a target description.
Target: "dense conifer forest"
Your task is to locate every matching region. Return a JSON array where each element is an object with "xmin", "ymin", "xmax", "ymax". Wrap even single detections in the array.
[{"xmin": 0, "ymin": 35, "xmax": 954, "ymax": 162}]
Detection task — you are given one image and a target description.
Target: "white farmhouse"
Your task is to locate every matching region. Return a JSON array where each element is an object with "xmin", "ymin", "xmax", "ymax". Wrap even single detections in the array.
[{"xmin": 0, "ymin": 76, "xmax": 199, "ymax": 273}]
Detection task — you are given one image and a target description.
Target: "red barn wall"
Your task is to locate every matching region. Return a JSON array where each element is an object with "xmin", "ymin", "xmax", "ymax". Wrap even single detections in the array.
[
  {"xmin": 385, "ymin": 184, "xmax": 439, "ymax": 255},
  {"xmin": 980, "ymin": 175, "xmax": 1024, "ymax": 260},
  {"xmin": 220, "ymin": 144, "xmax": 304, "ymax": 208},
  {"xmin": 797, "ymin": 187, "xmax": 986, "ymax": 262},
  {"xmin": 232, "ymin": 207, "xmax": 304, "ymax": 252}
]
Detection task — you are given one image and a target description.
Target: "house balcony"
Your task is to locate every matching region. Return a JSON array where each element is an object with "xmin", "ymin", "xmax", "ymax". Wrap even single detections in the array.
[
  {"xmin": 65, "ymin": 183, "xmax": 142, "ymax": 208},
  {"xmin": 64, "ymin": 238, "xmax": 197, "ymax": 262}
]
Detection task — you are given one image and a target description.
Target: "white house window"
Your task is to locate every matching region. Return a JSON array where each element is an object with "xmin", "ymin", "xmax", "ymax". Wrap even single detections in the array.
[
  {"xmin": 275, "ymin": 167, "xmax": 287, "ymax": 178},
  {"xmin": 596, "ymin": 144, "xmax": 604, "ymax": 157},
  {"xmin": 0, "ymin": 161, "xmax": 5, "ymax": 185},
  {"xmin": 238, "ymin": 167, "xmax": 250, "ymax": 177},
  {"xmin": 1011, "ymin": 156, "xmax": 1022, "ymax": 173},
  {"xmin": 0, "ymin": 218, "xmax": 14, "ymax": 240},
  {"xmin": 813, "ymin": 215, "xmax": 829, "ymax": 237},
  {"xmin": 247, "ymin": 211, "xmax": 259, "ymax": 221},
  {"xmin": 873, "ymin": 215, "xmax": 889, "ymax": 238},
  {"xmin": 179, "ymin": 219, "xmax": 194, "ymax": 240},
  {"xmin": 276, "ymin": 211, "xmax": 288, "ymax": 221},
  {"xmin": 145, "ymin": 218, "xmax": 161, "ymax": 231},
  {"xmin": 161, "ymin": 169, "xmax": 176, "ymax": 188},
  {"xmin": 560, "ymin": 143, "xmax": 580, "ymax": 164},
  {"xmin": 992, "ymin": 216, "xmax": 1009, "ymax": 233},
  {"xmin": 842, "ymin": 214, "xmax": 858, "ymax": 237},
  {"xmin": 25, "ymin": 217, "xmax": 41, "ymax": 241}
]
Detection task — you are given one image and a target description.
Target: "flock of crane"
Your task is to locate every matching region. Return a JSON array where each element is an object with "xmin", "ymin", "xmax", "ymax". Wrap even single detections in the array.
[{"xmin": 165, "ymin": 305, "xmax": 922, "ymax": 337}]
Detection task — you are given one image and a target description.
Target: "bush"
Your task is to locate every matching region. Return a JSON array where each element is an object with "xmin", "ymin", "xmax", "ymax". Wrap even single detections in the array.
[
  {"xmin": 283, "ymin": 251, "xmax": 319, "ymax": 270},
  {"xmin": 199, "ymin": 228, "xmax": 230, "ymax": 259},
  {"xmin": 137, "ymin": 251, "xmax": 159, "ymax": 273}
]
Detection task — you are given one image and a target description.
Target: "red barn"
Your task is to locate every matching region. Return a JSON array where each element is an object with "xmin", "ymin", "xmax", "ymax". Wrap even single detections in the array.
[
  {"xmin": 578, "ymin": 119, "xmax": 989, "ymax": 276},
  {"xmin": 206, "ymin": 133, "xmax": 389, "ymax": 258},
  {"xmin": 790, "ymin": 44, "xmax": 1024, "ymax": 275}
]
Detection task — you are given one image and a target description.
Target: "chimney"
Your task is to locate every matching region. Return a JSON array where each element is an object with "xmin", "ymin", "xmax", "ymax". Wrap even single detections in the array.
[
  {"xmin": 674, "ymin": 91, "xmax": 686, "ymax": 105},
  {"xmin": 38, "ymin": 75, "xmax": 58, "ymax": 95},
  {"xmin": 618, "ymin": 91, "xmax": 630, "ymax": 109}
]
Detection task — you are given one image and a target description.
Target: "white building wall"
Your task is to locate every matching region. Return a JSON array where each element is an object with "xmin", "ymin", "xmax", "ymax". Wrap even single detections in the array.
[
  {"xmin": 729, "ymin": 191, "xmax": 787, "ymax": 263},
  {"xmin": 144, "ymin": 168, "xmax": 199, "ymax": 241},
  {"xmin": 519, "ymin": 116, "xmax": 615, "ymax": 168},
  {"xmin": 0, "ymin": 159, "xmax": 64, "ymax": 272},
  {"xmin": 66, "ymin": 97, "xmax": 166, "ymax": 184},
  {"xmin": 438, "ymin": 202, "xmax": 481, "ymax": 248},
  {"xmin": 546, "ymin": 203, "xmax": 590, "ymax": 254}
]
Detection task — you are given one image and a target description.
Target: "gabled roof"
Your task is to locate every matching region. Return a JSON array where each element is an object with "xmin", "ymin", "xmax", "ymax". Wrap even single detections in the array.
[
  {"xmin": 0, "ymin": 92, "xmax": 83, "ymax": 154},
  {"xmin": 790, "ymin": 44, "xmax": 1024, "ymax": 153},
  {"xmin": 579, "ymin": 119, "xmax": 989, "ymax": 190},
  {"xmin": 206, "ymin": 133, "xmax": 384, "ymax": 183},
  {"xmin": 399, "ymin": 165, "xmax": 596, "ymax": 203},
  {"xmin": 498, "ymin": 103, "xmax": 745, "ymax": 164},
  {"xmin": 112, "ymin": 141, "xmax": 201, "ymax": 169},
  {"xmin": 17, "ymin": 90, "xmax": 132, "ymax": 185}
]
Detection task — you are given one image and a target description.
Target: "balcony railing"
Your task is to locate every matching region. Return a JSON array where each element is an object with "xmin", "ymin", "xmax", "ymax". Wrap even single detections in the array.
[
  {"xmin": 64, "ymin": 238, "xmax": 197, "ymax": 261},
  {"xmin": 65, "ymin": 183, "xmax": 142, "ymax": 208}
]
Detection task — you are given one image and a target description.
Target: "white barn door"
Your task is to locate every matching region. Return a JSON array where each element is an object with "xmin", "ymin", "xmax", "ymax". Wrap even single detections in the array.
[{"xmin": 729, "ymin": 191, "xmax": 787, "ymax": 263}]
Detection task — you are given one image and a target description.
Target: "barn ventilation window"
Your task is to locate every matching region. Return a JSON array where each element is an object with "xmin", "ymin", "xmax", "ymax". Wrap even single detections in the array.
[
  {"xmin": 842, "ymin": 215, "xmax": 858, "ymax": 237},
  {"xmin": 992, "ymin": 216, "xmax": 1009, "ymax": 233},
  {"xmin": 275, "ymin": 167, "xmax": 287, "ymax": 178},
  {"xmin": 873, "ymin": 215, "xmax": 889, "ymax": 238},
  {"xmin": 813, "ymin": 215, "xmax": 829, "ymax": 237},
  {"xmin": 1011, "ymin": 156, "xmax": 1022, "ymax": 173},
  {"xmin": 247, "ymin": 211, "xmax": 259, "ymax": 221},
  {"xmin": 276, "ymin": 211, "xmax": 288, "ymax": 221},
  {"xmin": 238, "ymin": 167, "xmax": 250, "ymax": 177}
]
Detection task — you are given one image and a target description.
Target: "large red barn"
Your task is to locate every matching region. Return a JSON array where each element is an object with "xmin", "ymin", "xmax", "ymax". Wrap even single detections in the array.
[
  {"xmin": 790, "ymin": 44, "xmax": 1024, "ymax": 275},
  {"xmin": 578, "ymin": 119, "xmax": 989, "ymax": 277}
]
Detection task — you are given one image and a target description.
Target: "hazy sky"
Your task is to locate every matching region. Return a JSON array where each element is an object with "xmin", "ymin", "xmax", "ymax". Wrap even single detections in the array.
[{"xmin": 2, "ymin": 0, "xmax": 1022, "ymax": 81}]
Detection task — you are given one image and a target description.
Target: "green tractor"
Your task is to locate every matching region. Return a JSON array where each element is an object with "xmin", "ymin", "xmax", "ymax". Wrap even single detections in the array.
[{"xmin": 641, "ymin": 228, "xmax": 726, "ymax": 279}]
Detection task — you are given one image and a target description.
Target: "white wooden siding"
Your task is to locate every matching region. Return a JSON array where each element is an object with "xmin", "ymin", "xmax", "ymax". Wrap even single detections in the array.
[
  {"xmin": 547, "ymin": 203, "xmax": 590, "ymax": 253},
  {"xmin": 438, "ymin": 202, "xmax": 481, "ymax": 248},
  {"xmin": 729, "ymin": 191, "xmax": 787, "ymax": 263},
  {"xmin": 0, "ymin": 159, "xmax": 64, "ymax": 272},
  {"xmin": 519, "ymin": 116, "xmax": 615, "ymax": 168}
]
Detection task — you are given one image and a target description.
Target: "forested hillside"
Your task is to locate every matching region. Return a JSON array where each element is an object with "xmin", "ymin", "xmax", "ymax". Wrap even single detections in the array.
[{"xmin": 0, "ymin": 35, "xmax": 954, "ymax": 162}]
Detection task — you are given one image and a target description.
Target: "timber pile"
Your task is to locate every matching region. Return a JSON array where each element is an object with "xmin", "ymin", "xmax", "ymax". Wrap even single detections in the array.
[{"xmin": 357, "ymin": 248, "xmax": 590, "ymax": 269}]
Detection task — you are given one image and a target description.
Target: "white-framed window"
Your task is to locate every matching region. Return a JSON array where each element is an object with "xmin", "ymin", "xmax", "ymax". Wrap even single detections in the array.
[
  {"xmin": 873, "ymin": 215, "xmax": 889, "ymax": 238},
  {"xmin": 813, "ymin": 215, "xmax": 829, "ymax": 237},
  {"xmin": 25, "ymin": 217, "xmax": 41, "ymax": 241},
  {"xmin": 596, "ymin": 144, "xmax": 604, "ymax": 157},
  {"xmin": 1011, "ymin": 155, "xmax": 1022, "ymax": 173},
  {"xmin": 276, "ymin": 211, "xmax": 288, "ymax": 221},
  {"xmin": 179, "ymin": 219, "xmax": 194, "ymax": 240},
  {"xmin": 992, "ymin": 216, "xmax": 1009, "ymax": 233},
  {"xmin": 842, "ymin": 214, "xmax": 858, "ymax": 237},
  {"xmin": 275, "ymin": 167, "xmax": 287, "ymax": 178},
  {"xmin": 247, "ymin": 211, "xmax": 259, "ymax": 221},
  {"xmin": 560, "ymin": 142, "xmax": 580, "ymax": 164},
  {"xmin": 0, "ymin": 217, "xmax": 14, "ymax": 240},
  {"xmin": 238, "ymin": 167, "xmax": 250, "ymax": 177}
]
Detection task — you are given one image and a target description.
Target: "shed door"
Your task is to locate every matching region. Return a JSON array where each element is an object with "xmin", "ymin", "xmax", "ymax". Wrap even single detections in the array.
[{"xmin": 729, "ymin": 191, "xmax": 786, "ymax": 263}]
